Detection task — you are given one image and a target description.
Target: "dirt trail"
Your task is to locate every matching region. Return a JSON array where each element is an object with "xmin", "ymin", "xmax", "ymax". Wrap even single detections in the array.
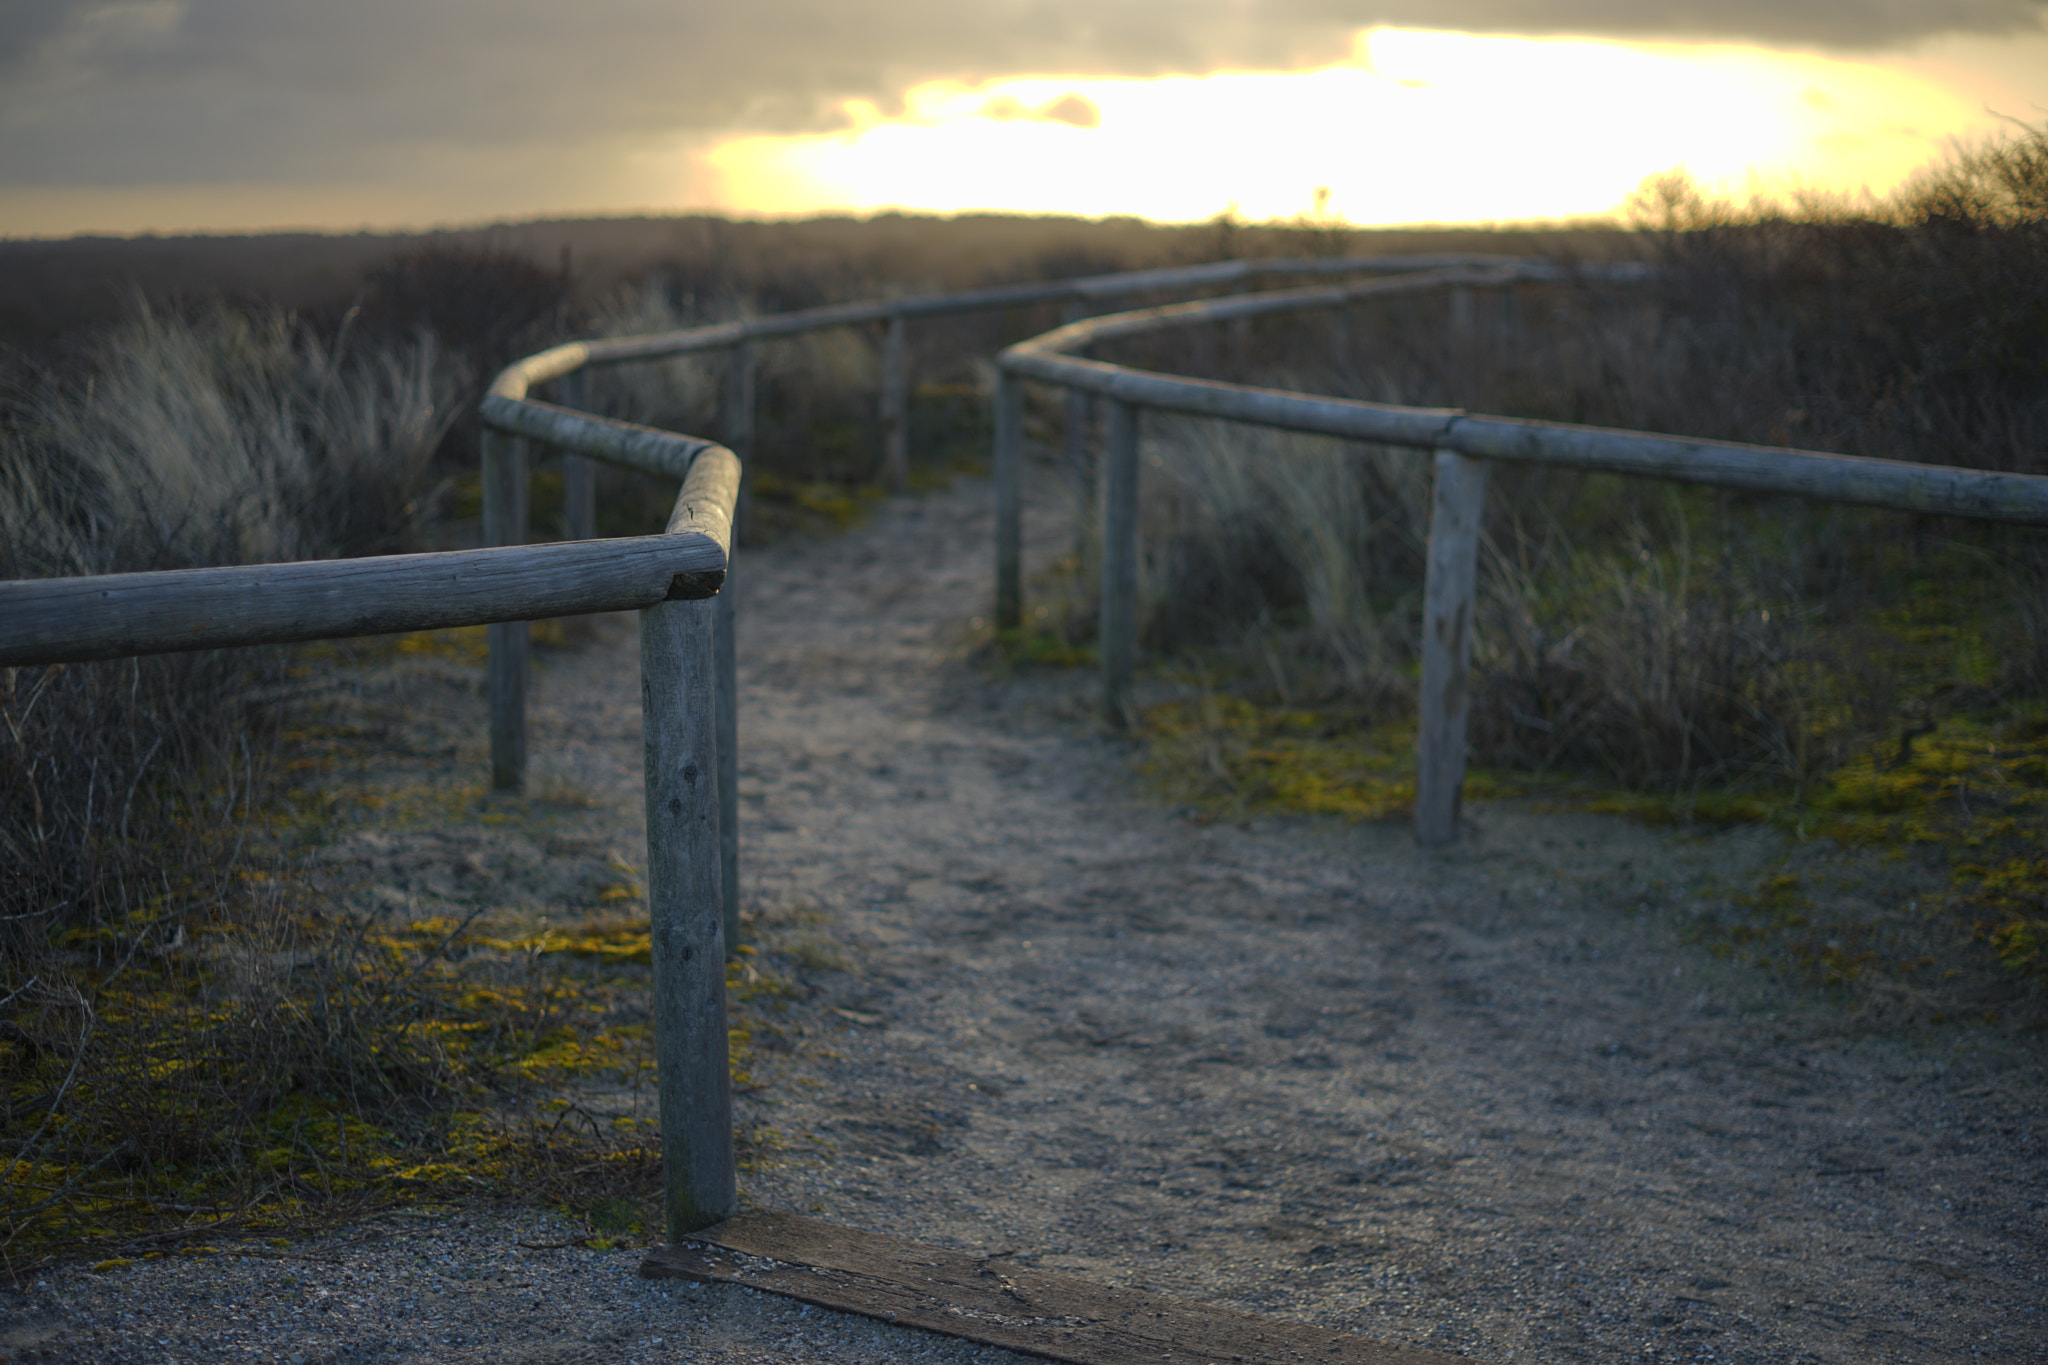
[{"xmin": 8, "ymin": 476, "xmax": 2041, "ymax": 1365}]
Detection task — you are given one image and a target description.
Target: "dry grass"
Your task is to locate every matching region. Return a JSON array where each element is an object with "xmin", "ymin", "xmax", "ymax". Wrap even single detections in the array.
[
  {"xmin": 6, "ymin": 123, "xmax": 2042, "ymax": 1266},
  {"xmin": 0, "ymin": 268, "xmax": 976, "ymax": 1269},
  {"xmin": 1104, "ymin": 121, "xmax": 2048, "ymax": 1023},
  {"xmin": 0, "ymin": 300, "xmax": 479, "ymax": 1271}
]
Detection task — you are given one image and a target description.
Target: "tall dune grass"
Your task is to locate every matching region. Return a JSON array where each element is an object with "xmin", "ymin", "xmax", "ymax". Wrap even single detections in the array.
[
  {"xmin": 0, "ymin": 302, "xmax": 462, "ymax": 1267},
  {"xmin": 1, "ymin": 302, "xmax": 455, "ymax": 927}
]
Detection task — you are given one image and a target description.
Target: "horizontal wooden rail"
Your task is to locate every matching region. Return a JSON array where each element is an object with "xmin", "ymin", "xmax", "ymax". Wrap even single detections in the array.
[
  {"xmin": 479, "ymin": 396, "xmax": 720, "ymax": 481},
  {"xmin": 0, "ymin": 447, "xmax": 738, "ymax": 671},
  {"xmin": 0, "ymin": 531, "xmax": 722, "ymax": 668},
  {"xmin": 488, "ymin": 254, "xmax": 1540, "ymax": 379},
  {"xmin": 475, "ymin": 257, "xmax": 1555, "ymax": 809},
  {"xmin": 1003, "ymin": 265, "xmax": 2048, "ymax": 527},
  {"xmin": 0, "ymin": 252, "xmax": 1711, "ymax": 1255}
]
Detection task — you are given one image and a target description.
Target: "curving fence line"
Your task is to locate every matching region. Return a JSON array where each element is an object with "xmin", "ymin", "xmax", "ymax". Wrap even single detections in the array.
[
  {"xmin": 994, "ymin": 262, "xmax": 2048, "ymax": 844},
  {"xmin": 0, "ymin": 252, "xmax": 1498, "ymax": 1241},
  {"xmin": 6, "ymin": 249, "xmax": 2048, "ymax": 1245}
]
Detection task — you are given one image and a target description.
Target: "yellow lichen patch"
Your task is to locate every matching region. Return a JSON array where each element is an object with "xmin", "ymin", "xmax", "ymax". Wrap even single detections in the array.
[
  {"xmin": 297, "ymin": 625, "xmax": 490, "ymax": 667},
  {"xmin": 1956, "ymin": 857, "xmax": 2048, "ymax": 974},
  {"xmin": 1143, "ymin": 683, "xmax": 2048, "ymax": 1005},
  {"xmin": 5, "ymin": 708, "xmax": 790, "ymax": 1272},
  {"xmin": 750, "ymin": 471, "xmax": 883, "ymax": 532},
  {"xmin": 513, "ymin": 1029, "xmax": 634, "ymax": 1081},
  {"xmin": 478, "ymin": 921, "xmax": 655, "ymax": 966},
  {"xmin": 284, "ymin": 773, "xmax": 492, "ymax": 834},
  {"xmin": 993, "ymin": 625, "xmax": 1097, "ymax": 670},
  {"xmin": 393, "ymin": 627, "xmax": 491, "ymax": 663},
  {"xmin": 1143, "ymin": 696, "xmax": 1419, "ymax": 822}
]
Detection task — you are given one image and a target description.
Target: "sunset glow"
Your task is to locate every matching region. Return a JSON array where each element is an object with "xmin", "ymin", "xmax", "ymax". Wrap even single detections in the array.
[
  {"xmin": 696, "ymin": 29, "xmax": 2037, "ymax": 227},
  {"xmin": 2, "ymin": 17, "xmax": 2043, "ymax": 237}
]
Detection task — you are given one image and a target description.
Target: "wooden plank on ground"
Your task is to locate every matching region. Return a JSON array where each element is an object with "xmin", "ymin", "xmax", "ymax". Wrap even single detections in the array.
[{"xmin": 641, "ymin": 1210, "xmax": 1470, "ymax": 1365}]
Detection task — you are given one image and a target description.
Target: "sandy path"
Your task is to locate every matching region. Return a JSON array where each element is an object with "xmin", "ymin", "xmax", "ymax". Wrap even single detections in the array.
[
  {"xmin": 718, "ymin": 480, "xmax": 2045, "ymax": 1364},
  {"xmin": 7, "ymin": 476, "xmax": 2041, "ymax": 1365}
]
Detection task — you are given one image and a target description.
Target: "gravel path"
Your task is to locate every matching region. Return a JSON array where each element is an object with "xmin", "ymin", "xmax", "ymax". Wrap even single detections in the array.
[{"xmin": 6, "ymin": 476, "xmax": 2041, "ymax": 1364}]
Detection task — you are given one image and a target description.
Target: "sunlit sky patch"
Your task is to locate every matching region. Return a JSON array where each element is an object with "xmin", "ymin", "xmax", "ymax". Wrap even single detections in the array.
[
  {"xmin": 1, "ymin": 5, "xmax": 2044, "ymax": 237},
  {"xmin": 697, "ymin": 30, "xmax": 2040, "ymax": 226}
]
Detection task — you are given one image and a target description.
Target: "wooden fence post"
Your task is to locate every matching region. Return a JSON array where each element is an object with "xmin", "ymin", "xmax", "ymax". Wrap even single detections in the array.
[
  {"xmin": 994, "ymin": 369, "xmax": 1023, "ymax": 632},
  {"xmin": 557, "ymin": 368, "xmax": 599, "ymax": 645},
  {"xmin": 483, "ymin": 429, "xmax": 529, "ymax": 791},
  {"xmin": 1227, "ymin": 284, "xmax": 1251, "ymax": 379},
  {"xmin": 561, "ymin": 368, "xmax": 596, "ymax": 542},
  {"xmin": 723, "ymin": 343, "xmax": 756, "ymax": 543},
  {"xmin": 1450, "ymin": 285, "xmax": 1475, "ymax": 342},
  {"xmin": 639, "ymin": 593, "xmax": 736, "ymax": 1237},
  {"xmin": 1415, "ymin": 448, "xmax": 1486, "ymax": 846},
  {"xmin": 1330, "ymin": 307, "xmax": 1351, "ymax": 372},
  {"xmin": 714, "ymin": 572, "xmax": 740, "ymax": 953},
  {"xmin": 1100, "ymin": 398, "xmax": 1140, "ymax": 726},
  {"xmin": 880, "ymin": 311, "xmax": 909, "ymax": 493},
  {"xmin": 1061, "ymin": 300, "xmax": 1091, "ymax": 486}
]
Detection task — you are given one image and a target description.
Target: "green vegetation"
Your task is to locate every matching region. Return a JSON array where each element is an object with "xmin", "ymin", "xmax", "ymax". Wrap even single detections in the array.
[
  {"xmin": 1092, "ymin": 122, "xmax": 2048, "ymax": 1028},
  {"xmin": 0, "ymin": 301, "xmax": 463, "ymax": 1271},
  {"xmin": 0, "ymin": 232, "xmax": 1073, "ymax": 1271},
  {"xmin": 4, "ymin": 124, "xmax": 2042, "ymax": 1270}
]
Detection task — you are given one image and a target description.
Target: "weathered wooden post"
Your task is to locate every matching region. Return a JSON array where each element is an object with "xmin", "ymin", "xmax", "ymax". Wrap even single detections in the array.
[
  {"xmin": 1450, "ymin": 285, "xmax": 1475, "ymax": 342},
  {"xmin": 483, "ymin": 429, "xmax": 529, "ymax": 791},
  {"xmin": 639, "ymin": 590, "xmax": 735, "ymax": 1236},
  {"xmin": 1415, "ymin": 448, "xmax": 1486, "ymax": 845},
  {"xmin": 641, "ymin": 446, "xmax": 740, "ymax": 1238},
  {"xmin": 1330, "ymin": 306, "xmax": 1351, "ymax": 371},
  {"xmin": 1061, "ymin": 299, "xmax": 1090, "ymax": 478},
  {"xmin": 707, "ymin": 349, "xmax": 750, "ymax": 953},
  {"xmin": 714, "ymin": 570, "xmax": 740, "ymax": 953},
  {"xmin": 1060, "ymin": 300, "xmax": 1100, "ymax": 567},
  {"xmin": 880, "ymin": 310, "xmax": 909, "ymax": 493},
  {"xmin": 994, "ymin": 369, "xmax": 1023, "ymax": 631},
  {"xmin": 722, "ymin": 342, "xmax": 756, "ymax": 542},
  {"xmin": 1100, "ymin": 398, "xmax": 1140, "ymax": 726},
  {"xmin": 554, "ymin": 368, "xmax": 600, "ymax": 646},
  {"xmin": 560, "ymin": 368, "xmax": 596, "ymax": 542},
  {"xmin": 707, "ymin": 351, "xmax": 748, "ymax": 949}
]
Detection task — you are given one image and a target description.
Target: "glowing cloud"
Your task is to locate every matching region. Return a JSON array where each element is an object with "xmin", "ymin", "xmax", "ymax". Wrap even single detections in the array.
[{"xmin": 698, "ymin": 29, "xmax": 2022, "ymax": 226}]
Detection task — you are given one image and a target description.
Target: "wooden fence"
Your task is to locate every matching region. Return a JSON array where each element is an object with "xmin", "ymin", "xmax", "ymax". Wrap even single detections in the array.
[
  {"xmin": 9, "ymin": 250, "xmax": 2046, "ymax": 1242},
  {"xmin": 0, "ymin": 252, "xmax": 1488, "ymax": 1241},
  {"xmin": 994, "ymin": 263, "xmax": 2048, "ymax": 842}
]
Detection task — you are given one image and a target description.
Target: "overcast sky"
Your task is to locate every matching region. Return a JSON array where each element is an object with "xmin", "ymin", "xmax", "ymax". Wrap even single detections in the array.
[{"xmin": 3, "ymin": 0, "xmax": 2045, "ymax": 233}]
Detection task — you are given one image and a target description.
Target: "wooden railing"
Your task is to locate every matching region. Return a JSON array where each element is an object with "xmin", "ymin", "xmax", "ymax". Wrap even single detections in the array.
[
  {"xmin": 472, "ymin": 252, "xmax": 1527, "ymax": 938},
  {"xmin": 11, "ymin": 249, "xmax": 2042, "ymax": 1244},
  {"xmin": 995, "ymin": 263, "xmax": 2048, "ymax": 843},
  {"xmin": 0, "ymin": 252, "xmax": 1487, "ymax": 1243},
  {"xmin": 0, "ymin": 419, "xmax": 743, "ymax": 1237},
  {"xmin": 474, "ymin": 253, "xmax": 1538, "ymax": 751}
]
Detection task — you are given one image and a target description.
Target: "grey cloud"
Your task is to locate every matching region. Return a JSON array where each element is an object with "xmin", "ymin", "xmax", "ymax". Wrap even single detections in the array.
[{"xmin": 3, "ymin": 0, "xmax": 2042, "ymax": 188}]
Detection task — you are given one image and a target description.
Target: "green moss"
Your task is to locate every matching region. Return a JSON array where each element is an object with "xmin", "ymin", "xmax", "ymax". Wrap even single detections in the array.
[
  {"xmin": 1139, "ymin": 684, "xmax": 2048, "ymax": 1005},
  {"xmin": 1, "ymin": 892, "xmax": 798, "ymax": 1271}
]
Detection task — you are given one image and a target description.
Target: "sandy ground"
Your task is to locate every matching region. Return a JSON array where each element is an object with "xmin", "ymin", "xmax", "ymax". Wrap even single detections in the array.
[{"xmin": 5, "ymin": 475, "xmax": 2042, "ymax": 1365}]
